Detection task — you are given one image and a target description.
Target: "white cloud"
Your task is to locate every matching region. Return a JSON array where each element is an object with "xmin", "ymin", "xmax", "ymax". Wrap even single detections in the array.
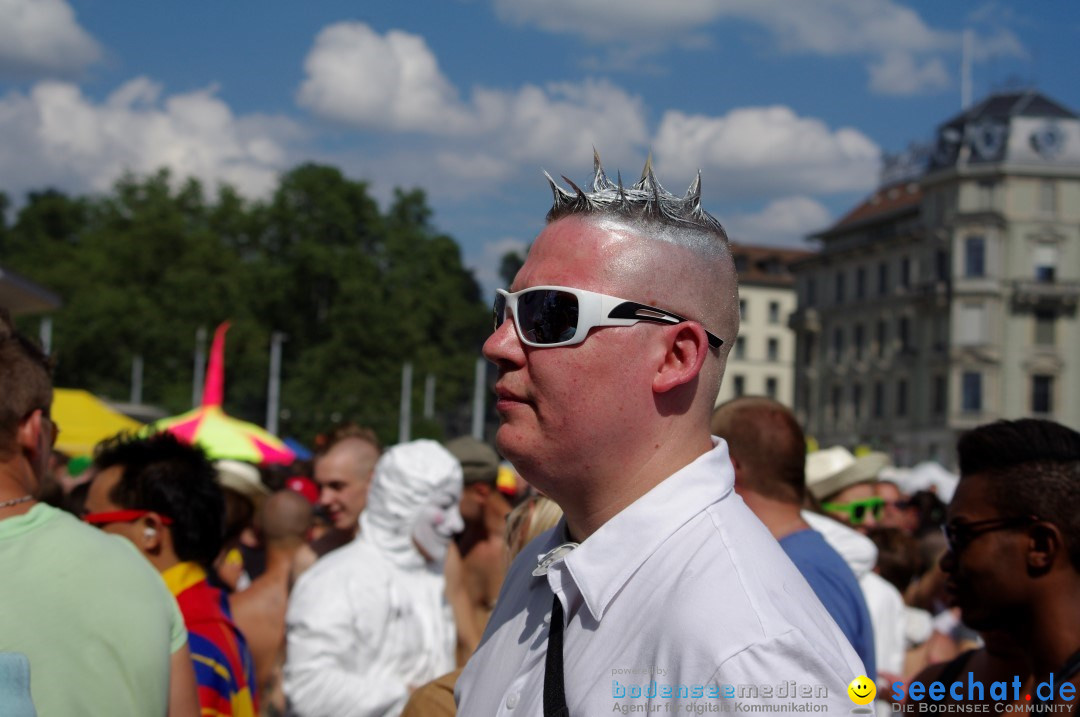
[
  {"xmin": 653, "ymin": 106, "xmax": 880, "ymax": 200},
  {"xmin": 0, "ymin": 0, "xmax": 101, "ymax": 79},
  {"xmin": 297, "ymin": 22, "xmax": 649, "ymax": 170},
  {"xmin": 869, "ymin": 52, "xmax": 949, "ymax": 96},
  {"xmin": 490, "ymin": 0, "xmax": 1026, "ymax": 96},
  {"xmin": 493, "ymin": 0, "xmax": 720, "ymax": 43},
  {"xmin": 297, "ymin": 22, "xmax": 472, "ymax": 133},
  {"xmin": 0, "ymin": 78, "xmax": 301, "ymax": 200},
  {"xmin": 723, "ymin": 196, "xmax": 832, "ymax": 246}
]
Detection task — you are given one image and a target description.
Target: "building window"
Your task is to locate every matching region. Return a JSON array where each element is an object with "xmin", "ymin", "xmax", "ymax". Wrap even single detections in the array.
[
  {"xmin": 765, "ymin": 377, "xmax": 778, "ymax": 400},
  {"xmin": 977, "ymin": 180, "xmax": 996, "ymax": 211},
  {"xmin": 803, "ymin": 334, "xmax": 816, "ymax": 367},
  {"xmin": 873, "ymin": 381, "xmax": 885, "ymax": 419},
  {"xmin": 933, "ymin": 375, "xmax": 946, "ymax": 415},
  {"xmin": 876, "ymin": 320, "xmax": 887, "ymax": 358},
  {"xmin": 1032, "ymin": 375, "xmax": 1053, "ymax": 414},
  {"xmin": 768, "ymin": 301, "xmax": 781, "ymax": 324},
  {"xmin": 806, "ymin": 277, "xmax": 816, "ymax": 307},
  {"xmin": 734, "ymin": 254, "xmax": 749, "ymax": 272},
  {"xmin": 855, "ymin": 267, "xmax": 866, "ymax": 300},
  {"xmin": 1034, "ymin": 245, "xmax": 1058, "ymax": 283},
  {"xmin": 935, "ymin": 249, "xmax": 949, "ymax": 281},
  {"xmin": 877, "ymin": 262, "xmax": 888, "ymax": 296},
  {"xmin": 832, "ymin": 386, "xmax": 842, "ymax": 424},
  {"xmin": 767, "ymin": 337, "xmax": 779, "ymax": 362},
  {"xmin": 896, "ymin": 379, "xmax": 908, "ymax": 417},
  {"xmin": 853, "ymin": 384, "xmax": 863, "ymax": 420},
  {"xmin": 1040, "ymin": 180, "xmax": 1057, "ymax": 216},
  {"xmin": 965, "ymin": 236, "xmax": 986, "ymax": 277},
  {"xmin": 1035, "ymin": 310, "xmax": 1056, "ymax": 347},
  {"xmin": 833, "ymin": 327, "xmax": 844, "ymax": 361},
  {"xmin": 900, "ymin": 257, "xmax": 911, "ymax": 288},
  {"xmin": 739, "ymin": 299, "xmax": 747, "ymax": 319},
  {"xmin": 899, "ymin": 317, "xmax": 911, "ymax": 352},
  {"xmin": 854, "ymin": 324, "xmax": 864, "ymax": 362},
  {"xmin": 733, "ymin": 375, "xmax": 745, "ymax": 397},
  {"xmin": 734, "ymin": 336, "xmax": 746, "ymax": 360},
  {"xmin": 835, "ymin": 272, "xmax": 846, "ymax": 304},
  {"xmin": 956, "ymin": 302, "xmax": 988, "ymax": 346},
  {"xmin": 962, "ymin": 372, "xmax": 982, "ymax": 413}
]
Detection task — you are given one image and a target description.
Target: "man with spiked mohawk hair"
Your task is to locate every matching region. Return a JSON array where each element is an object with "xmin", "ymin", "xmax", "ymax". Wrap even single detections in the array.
[{"xmin": 457, "ymin": 153, "xmax": 864, "ymax": 715}]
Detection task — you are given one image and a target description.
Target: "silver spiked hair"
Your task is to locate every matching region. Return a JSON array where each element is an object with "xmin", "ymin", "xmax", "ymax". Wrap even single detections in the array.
[{"xmin": 544, "ymin": 150, "xmax": 728, "ymax": 241}]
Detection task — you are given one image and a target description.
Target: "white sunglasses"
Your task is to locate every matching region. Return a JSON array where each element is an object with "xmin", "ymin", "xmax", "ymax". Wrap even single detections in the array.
[{"xmin": 493, "ymin": 285, "xmax": 723, "ymax": 349}]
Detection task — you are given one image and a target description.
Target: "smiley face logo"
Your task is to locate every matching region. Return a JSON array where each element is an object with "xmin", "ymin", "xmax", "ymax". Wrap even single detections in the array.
[{"xmin": 847, "ymin": 675, "xmax": 876, "ymax": 705}]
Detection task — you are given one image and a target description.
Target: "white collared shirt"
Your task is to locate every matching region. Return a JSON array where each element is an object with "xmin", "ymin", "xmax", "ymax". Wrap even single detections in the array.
[{"xmin": 456, "ymin": 439, "xmax": 865, "ymax": 715}]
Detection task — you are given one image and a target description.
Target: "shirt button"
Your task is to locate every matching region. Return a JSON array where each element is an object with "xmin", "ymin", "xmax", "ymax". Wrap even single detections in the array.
[{"xmin": 506, "ymin": 693, "xmax": 519, "ymax": 709}]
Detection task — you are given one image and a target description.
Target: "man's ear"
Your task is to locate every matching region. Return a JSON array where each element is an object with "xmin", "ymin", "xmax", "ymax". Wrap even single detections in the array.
[
  {"xmin": 1027, "ymin": 522, "xmax": 1062, "ymax": 576},
  {"xmin": 652, "ymin": 323, "xmax": 709, "ymax": 394},
  {"xmin": 140, "ymin": 513, "xmax": 167, "ymax": 554},
  {"xmin": 15, "ymin": 409, "xmax": 44, "ymax": 458}
]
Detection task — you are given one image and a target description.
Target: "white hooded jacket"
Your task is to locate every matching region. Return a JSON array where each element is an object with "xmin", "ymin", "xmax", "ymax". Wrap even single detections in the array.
[{"xmin": 284, "ymin": 440, "xmax": 463, "ymax": 717}]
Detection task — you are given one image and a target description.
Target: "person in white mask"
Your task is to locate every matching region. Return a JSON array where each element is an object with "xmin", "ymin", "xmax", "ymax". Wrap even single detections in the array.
[{"xmin": 283, "ymin": 439, "xmax": 464, "ymax": 717}]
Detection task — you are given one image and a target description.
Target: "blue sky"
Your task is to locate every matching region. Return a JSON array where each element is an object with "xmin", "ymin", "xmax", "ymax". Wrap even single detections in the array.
[{"xmin": 1, "ymin": 0, "xmax": 1077, "ymax": 293}]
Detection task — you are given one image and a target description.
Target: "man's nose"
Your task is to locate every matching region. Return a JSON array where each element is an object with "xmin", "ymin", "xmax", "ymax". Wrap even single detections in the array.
[
  {"xmin": 939, "ymin": 548, "xmax": 956, "ymax": 574},
  {"xmin": 483, "ymin": 313, "xmax": 525, "ymax": 366}
]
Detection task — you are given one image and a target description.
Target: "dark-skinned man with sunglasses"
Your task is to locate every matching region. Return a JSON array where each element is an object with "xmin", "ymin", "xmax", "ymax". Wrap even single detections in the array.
[
  {"xmin": 0, "ymin": 311, "xmax": 199, "ymax": 716},
  {"xmin": 456, "ymin": 155, "xmax": 863, "ymax": 716},
  {"xmin": 942, "ymin": 419, "xmax": 1080, "ymax": 709}
]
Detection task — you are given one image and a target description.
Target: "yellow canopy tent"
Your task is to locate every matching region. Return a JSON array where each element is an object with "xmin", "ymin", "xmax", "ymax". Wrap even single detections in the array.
[{"xmin": 51, "ymin": 388, "xmax": 144, "ymax": 456}]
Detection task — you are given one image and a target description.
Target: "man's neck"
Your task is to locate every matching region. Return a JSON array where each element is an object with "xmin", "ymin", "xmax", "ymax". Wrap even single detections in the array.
[
  {"xmin": 560, "ymin": 433, "xmax": 715, "ymax": 541},
  {"xmin": 262, "ymin": 545, "xmax": 301, "ymax": 580},
  {"xmin": 1025, "ymin": 581, "xmax": 1080, "ymax": 679},
  {"xmin": 738, "ymin": 491, "xmax": 808, "ymax": 540},
  {"xmin": 0, "ymin": 461, "xmax": 38, "ymax": 520}
]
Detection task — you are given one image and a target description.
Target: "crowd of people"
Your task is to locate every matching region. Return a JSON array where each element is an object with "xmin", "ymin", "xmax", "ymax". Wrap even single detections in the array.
[{"xmin": 3, "ymin": 153, "xmax": 1080, "ymax": 716}]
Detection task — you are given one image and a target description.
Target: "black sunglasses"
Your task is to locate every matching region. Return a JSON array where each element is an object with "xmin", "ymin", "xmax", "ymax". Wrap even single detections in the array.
[
  {"xmin": 941, "ymin": 515, "xmax": 1039, "ymax": 553},
  {"xmin": 493, "ymin": 285, "xmax": 723, "ymax": 350}
]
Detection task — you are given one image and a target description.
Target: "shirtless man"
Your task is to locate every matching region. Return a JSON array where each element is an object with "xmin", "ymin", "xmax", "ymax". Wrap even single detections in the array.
[
  {"xmin": 230, "ymin": 489, "xmax": 313, "ymax": 713},
  {"xmin": 444, "ymin": 436, "xmax": 511, "ymax": 664}
]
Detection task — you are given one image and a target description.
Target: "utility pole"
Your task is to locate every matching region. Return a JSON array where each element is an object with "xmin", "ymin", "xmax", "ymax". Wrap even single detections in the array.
[
  {"xmin": 39, "ymin": 317, "xmax": 52, "ymax": 356},
  {"xmin": 423, "ymin": 373, "xmax": 436, "ymax": 420},
  {"xmin": 266, "ymin": 332, "xmax": 286, "ymax": 434},
  {"xmin": 399, "ymin": 362, "xmax": 413, "ymax": 443},
  {"xmin": 130, "ymin": 355, "xmax": 144, "ymax": 405},
  {"xmin": 192, "ymin": 326, "xmax": 207, "ymax": 407},
  {"xmin": 471, "ymin": 357, "xmax": 486, "ymax": 440}
]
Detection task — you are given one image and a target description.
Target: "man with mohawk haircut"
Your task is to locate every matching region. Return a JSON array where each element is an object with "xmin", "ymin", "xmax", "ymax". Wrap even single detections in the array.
[{"xmin": 457, "ymin": 153, "xmax": 864, "ymax": 715}]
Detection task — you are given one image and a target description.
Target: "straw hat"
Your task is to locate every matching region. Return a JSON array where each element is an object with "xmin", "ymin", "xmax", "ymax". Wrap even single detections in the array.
[
  {"xmin": 215, "ymin": 459, "xmax": 270, "ymax": 502},
  {"xmin": 805, "ymin": 446, "xmax": 890, "ymax": 501}
]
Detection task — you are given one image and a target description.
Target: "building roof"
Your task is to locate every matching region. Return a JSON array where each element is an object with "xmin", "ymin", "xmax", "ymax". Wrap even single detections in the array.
[
  {"xmin": 0, "ymin": 266, "xmax": 61, "ymax": 315},
  {"xmin": 730, "ymin": 243, "xmax": 815, "ymax": 287},
  {"xmin": 816, "ymin": 182, "xmax": 922, "ymax": 238},
  {"xmin": 940, "ymin": 89, "xmax": 1077, "ymax": 128}
]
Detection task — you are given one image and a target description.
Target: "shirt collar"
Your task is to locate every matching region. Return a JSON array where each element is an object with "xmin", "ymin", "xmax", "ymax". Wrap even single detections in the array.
[
  {"xmin": 161, "ymin": 561, "xmax": 208, "ymax": 597},
  {"xmin": 548, "ymin": 438, "xmax": 734, "ymax": 623}
]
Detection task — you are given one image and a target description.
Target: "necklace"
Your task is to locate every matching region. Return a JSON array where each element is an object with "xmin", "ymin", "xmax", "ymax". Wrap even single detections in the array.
[{"xmin": 0, "ymin": 495, "xmax": 33, "ymax": 509}]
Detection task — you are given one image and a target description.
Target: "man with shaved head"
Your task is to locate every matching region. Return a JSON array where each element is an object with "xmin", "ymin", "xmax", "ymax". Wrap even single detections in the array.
[
  {"xmin": 230, "ymin": 489, "xmax": 313, "ymax": 711},
  {"xmin": 311, "ymin": 422, "xmax": 381, "ymax": 555},
  {"xmin": 712, "ymin": 396, "xmax": 876, "ymax": 677},
  {"xmin": 456, "ymin": 155, "xmax": 863, "ymax": 715}
]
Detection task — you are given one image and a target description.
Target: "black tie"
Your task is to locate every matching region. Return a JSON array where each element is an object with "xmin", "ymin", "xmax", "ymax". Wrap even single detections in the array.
[{"xmin": 544, "ymin": 594, "xmax": 570, "ymax": 717}]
